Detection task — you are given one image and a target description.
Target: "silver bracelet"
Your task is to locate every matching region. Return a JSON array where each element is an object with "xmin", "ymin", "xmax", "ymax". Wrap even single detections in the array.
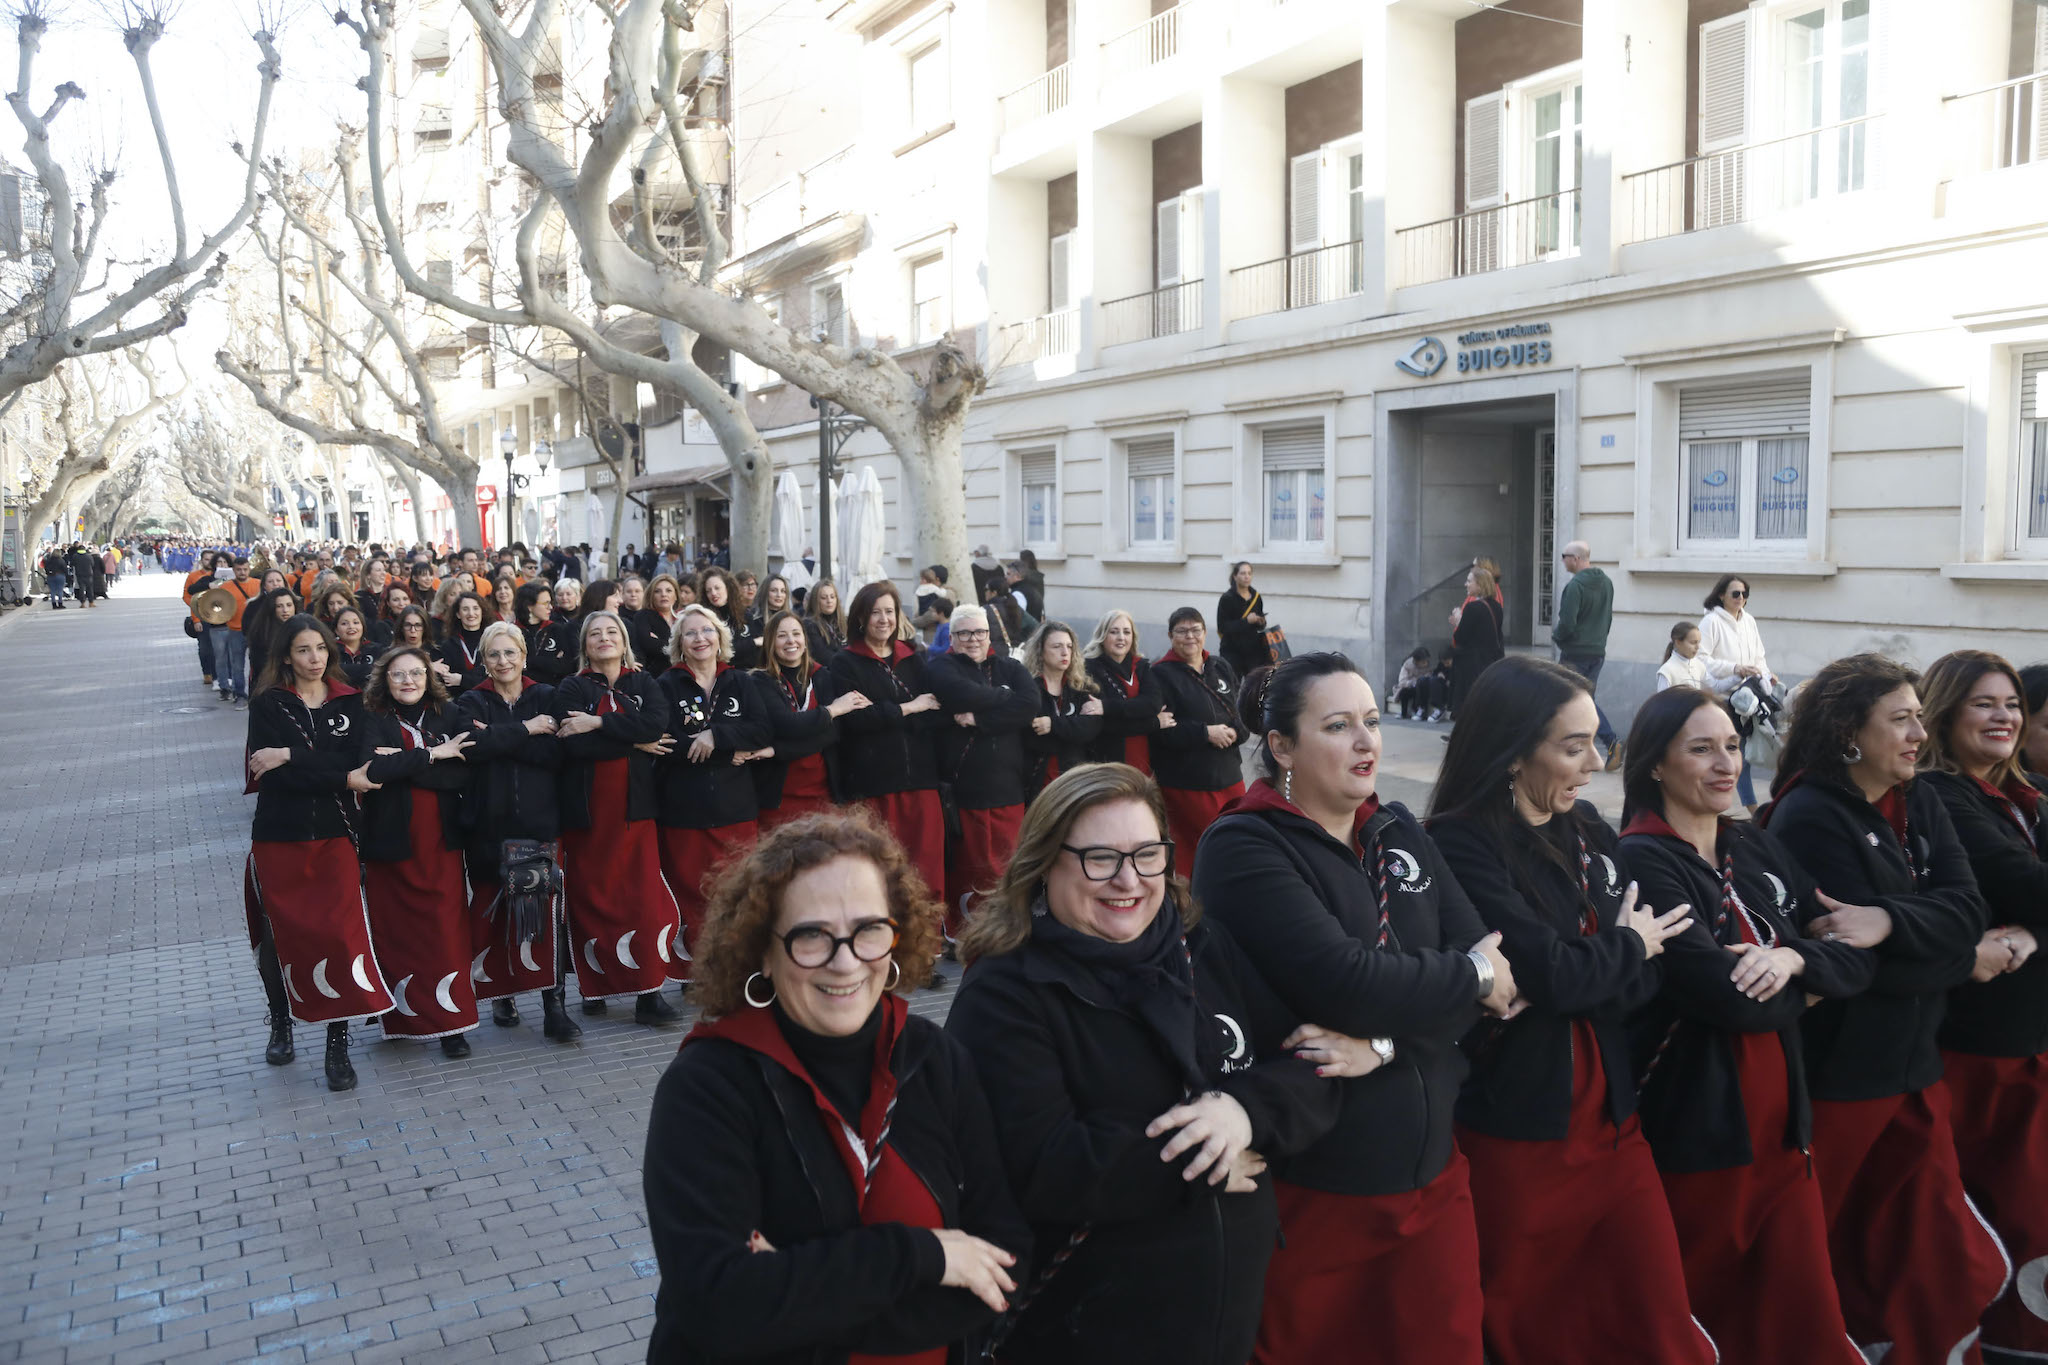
[{"xmin": 1467, "ymin": 947, "xmax": 1495, "ymax": 1000}]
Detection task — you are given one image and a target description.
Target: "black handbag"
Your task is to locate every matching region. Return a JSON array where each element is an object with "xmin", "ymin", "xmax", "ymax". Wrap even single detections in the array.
[{"xmin": 496, "ymin": 838, "xmax": 563, "ymax": 950}]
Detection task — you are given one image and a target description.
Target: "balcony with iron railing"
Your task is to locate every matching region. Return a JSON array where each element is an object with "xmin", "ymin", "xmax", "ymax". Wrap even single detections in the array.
[
  {"xmin": 999, "ymin": 64, "xmax": 1071, "ymax": 135},
  {"xmin": 1622, "ymin": 115, "xmax": 1882, "ymax": 244},
  {"xmin": 1228, "ymin": 239, "xmax": 1365, "ymax": 319},
  {"xmin": 1101, "ymin": 281, "xmax": 1202, "ymax": 347},
  {"xmin": 1943, "ymin": 73, "xmax": 2048, "ymax": 181},
  {"xmin": 740, "ymin": 145, "xmax": 856, "ymax": 249},
  {"xmin": 1395, "ymin": 189, "xmax": 1580, "ymax": 287},
  {"xmin": 993, "ymin": 308, "xmax": 1079, "ymax": 368},
  {"xmin": 1100, "ymin": 3, "xmax": 1198, "ymax": 91}
]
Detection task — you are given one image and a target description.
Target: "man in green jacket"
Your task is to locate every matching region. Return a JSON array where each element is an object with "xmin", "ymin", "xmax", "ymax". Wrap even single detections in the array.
[{"xmin": 1553, "ymin": 540, "xmax": 1620, "ymax": 769}]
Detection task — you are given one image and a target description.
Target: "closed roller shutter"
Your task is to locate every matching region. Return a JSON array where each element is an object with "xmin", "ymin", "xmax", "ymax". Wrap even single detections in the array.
[
  {"xmin": 1126, "ymin": 435, "xmax": 1175, "ymax": 479},
  {"xmin": 1260, "ymin": 422, "xmax": 1324, "ymax": 472},
  {"xmin": 2020, "ymin": 350, "xmax": 2048, "ymax": 421},
  {"xmin": 1678, "ymin": 370, "xmax": 1811, "ymax": 439}
]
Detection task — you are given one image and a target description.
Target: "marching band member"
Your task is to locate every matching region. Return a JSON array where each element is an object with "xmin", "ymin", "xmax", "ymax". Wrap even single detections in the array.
[
  {"xmin": 830, "ymin": 581, "xmax": 947, "ymax": 901},
  {"xmin": 1150, "ymin": 607, "xmax": 1248, "ymax": 876},
  {"xmin": 1083, "ymin": 608, "xmax": 1173, "ymax": 773},
  {"xmin": 749, "ymin": 610, "xmax": 869, "ymax": 829}
]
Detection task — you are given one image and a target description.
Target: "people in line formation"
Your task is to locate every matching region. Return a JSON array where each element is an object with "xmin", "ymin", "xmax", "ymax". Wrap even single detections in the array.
[{"xmin": 228, "ymin": 540, "xmax": 2048, "ymax": 1365}]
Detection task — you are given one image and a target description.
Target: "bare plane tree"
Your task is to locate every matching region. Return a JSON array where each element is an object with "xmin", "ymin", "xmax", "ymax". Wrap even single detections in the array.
[{"xmin": 20, "ymin": 343, "xmax": 184, "ymax": 539}]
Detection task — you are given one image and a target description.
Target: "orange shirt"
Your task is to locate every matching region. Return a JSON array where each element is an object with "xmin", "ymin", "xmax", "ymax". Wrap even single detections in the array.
[{"xmin": 223, "ymin": 577, "xmax": 262, "ymax": 630}]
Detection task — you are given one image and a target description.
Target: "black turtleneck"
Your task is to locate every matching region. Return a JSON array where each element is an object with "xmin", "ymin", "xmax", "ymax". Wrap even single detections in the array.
[{"xmin": 774, "ymin": 1000, "xmax": 882, "ymax": 1124}]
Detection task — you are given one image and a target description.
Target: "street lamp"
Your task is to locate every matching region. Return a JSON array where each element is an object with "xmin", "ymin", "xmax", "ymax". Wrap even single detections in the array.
[{"xmin": 499, "ymin": 427, "xmax": 520, "ymax": 550}]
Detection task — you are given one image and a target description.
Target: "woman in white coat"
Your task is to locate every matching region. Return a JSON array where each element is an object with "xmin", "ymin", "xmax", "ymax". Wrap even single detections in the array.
[{"xmin": 1696, "ymin": 575, "xmax": 1778, "ymax": 808}]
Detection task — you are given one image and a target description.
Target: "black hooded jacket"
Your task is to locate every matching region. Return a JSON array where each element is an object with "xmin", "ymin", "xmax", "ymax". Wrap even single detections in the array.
[
  {"xmin": 1762, "ymin": 774, "xmax": 1985, "ymax": 1100},
  {"xmin": 1148, "ymin": 653, "xmax": 1247, "ymax": 792},
  {"xmin": 749, "ymin": 664, "xmax": 847, "ymax": 810},
  {"xmin": 1082, "ymin": 653, "xmax": 1169, "ymax": 765},
  {"xmin": 945, "ymin": 913, "xmax": 1337, "ymax": 1365},
  {"xmin": 1919, "ymin": 769, "xmax": 2048, "ymax": 1058},
  {"xmin": 1028, "ymin": 679, "xmax": 1103, "ymax": 791},
  {"xmin": 1197, "ymin": 788, "xmax": 1488, "ymax": 1195},
  {"xmin": 828, "ymin": 641, "xmax": 942, "ymax": 800},
  {"xmin": 449, "ymin": 679, "xmax": 562, "ymax": 867},
  {"xmin": 524, "ymin": 618, "xmax": 579, "ymax": 685},
  {"xmin": 356, "ymin": 705, "xmax": 469, "ymax": 863},
  {"xmin": 1619, "ymin": 817, "xmax": 1877, "ymax": 1173},
  {"xmin": 1429, "ymin": 804, "xmax": 1664, "ymax": 1139},
  {"xmin": 926, "ymin": 651, "xmax": 1039, "ymax": 810},
  {"xmin": 551, "ymin": 668, "xmax": 669, "ymax": 828},
  {"xmin": 631, "ymin": 608, "xmax": 677, "ymax": 678},
  {"xmin": 247, "ymin": 683, "xmax": 367, "ymax": 844},
  {"xmin": 654, "ymin": 665, "xmax": 771, "ymax": 829}
]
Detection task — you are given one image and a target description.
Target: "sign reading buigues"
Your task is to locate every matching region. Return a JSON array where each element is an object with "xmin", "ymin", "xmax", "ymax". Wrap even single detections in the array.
[{"xmin": 1397, "ymin": 321, "xmax": 1557, "ymax": 379}]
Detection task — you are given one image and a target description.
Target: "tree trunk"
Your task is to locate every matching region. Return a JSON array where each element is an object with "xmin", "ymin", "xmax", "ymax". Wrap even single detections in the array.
[
  {"xmin": 441, "ymin": 465, "xmax": 484, "ymax": 550},
  {"xmin": 377, "ymin": 452, "xmax": 429, "ymax": 548},
  {"xmin": 901, "ymin": 416, "xmax": 972, "ymax": 599}
]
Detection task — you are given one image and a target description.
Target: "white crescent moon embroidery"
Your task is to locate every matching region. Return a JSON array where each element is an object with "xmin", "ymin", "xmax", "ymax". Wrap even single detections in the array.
[
  {"xmin": 390, "ymin": 975, "xmax": 417, "ymax": 1018},
  {"xmin": 1599, "ymin": 854, "xmax": 1619, "ymax": 891},
  {"xmin": 2016, "ymin": 1255, "xmax": 2048, "ymax": 1321},
  {"xmin": 519, "ymin": 940, "xmax": 541, "ymax": 974},
  {"xmin": 434, "ymin": 972, "xmax": 459, "ymax": 1014},
  {"xmin": 584, "ymin": 938, "xmax": 605, "ymax": 974},
  {"xmin": 471, "ymin": 949, "xmax": 492, "ymax": 984},
  {"xmin": 1387, "ymin": 849, "xmax": 1420, "ymax": 883},
  {"xmin": 283, "ymin": 964, "xmax": 302, "ymax": 1003},
  {"xmin": 1215, "ymin": 1013, "xmax": 1248, "ymax": 1061},
  {"xmin": 656, "ymin": 924, "xmax": 673, "ymax": 963},
  {"xmin": 351, "ymin": 955, "xmax": 374, "ymax": 993},
  {"xmin": 312, "ymin": 959, "xmax": 341, "ymax": 999},
  {"xmin": 617, "ymin": 931, "xmax": 639, "ymax": 971},
  {"xmin": 330, "ymin": 713, "xmax": 351, "ymax": 735},
  {"xmin": 1763, "ymin": 873, "xmax": 1787, "ymax": 908}
]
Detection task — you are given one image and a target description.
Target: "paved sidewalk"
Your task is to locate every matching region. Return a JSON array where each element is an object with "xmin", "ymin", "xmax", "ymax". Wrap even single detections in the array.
[{"xmin": 0, "ymin": 576, "xmax": 960, "ymax": 1365}]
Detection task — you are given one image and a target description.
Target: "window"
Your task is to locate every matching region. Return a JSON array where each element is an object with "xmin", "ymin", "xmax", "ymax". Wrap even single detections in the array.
[
  {"xmin": 1125, "ymin": 436, "xmax": 1177, "ymax": 547},
  {"xmin": 736, "ymin": 295, "xmax": 781, "ymax": 389},
  {"xmin": 812, "ymin": 279, "xmax": 849, "ymax": 347},
  {"xmin": 1048, "ymin": 233, "xmax": 1072, "ymax": 311},
  {"xmin": 1259, "ymin": 422, "xmax": 1326, "ymax": 547},
  {"xmin": 908, "ymin": 43, "xmax": 948, "ymax": 135},
  {"xmin": 909, "ymin": 255, "xmax": 946, "ymax": 344},
  {"xmin": 1463, "ymin": 70, "xmax": 1583, "ymax": 264},
  {"xmin": 1678, "ymin": 371, "xmax": 1813, "ymax": 549},
  {"xmin": 1525, "ymin": 78, "xmax": 1583, "ymax": 253},
  {"xmin": 424, "ymin": 259, "xmax": 455, "ymax": 292},
  {"xmin": 1780, "ymin": 1, "xmax": 1869, "ymax": 200},
  {"xmin": 1018, "ymin": 448, "xmax": 1058, "ymax": 545},
  {"xmin": 2018, "ymin": 350, "xmax": 2048, "ymax": 553},
  {"xmin": 1288, "ymin": 143, "xmax": 1366, "ymax": 302}
]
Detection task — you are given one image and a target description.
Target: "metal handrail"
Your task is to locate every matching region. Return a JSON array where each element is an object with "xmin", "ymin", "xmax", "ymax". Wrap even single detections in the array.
[
  {"xmin": 1618, "ymin": 113, "xmax": 1883, "ymax": 184},
  {"xmin": 1942, "ymin": 73, "xmax": 2048, "ymax": 103}
]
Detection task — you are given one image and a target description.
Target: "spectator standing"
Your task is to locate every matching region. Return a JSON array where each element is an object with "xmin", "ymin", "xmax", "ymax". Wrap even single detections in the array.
[
  {"xmin": 1447, "ymin": 567, "xmax": 1504, "ymax": 715},
  {"xmin": 1697, "ymin": 575, "xmax": 1778, "ymax": 810},
  {"xmin": 1552, "ymin": 541, "xmax": 1619, "ymax": 769},
  {"xmin": 1655, "ymin": 624, "xmax": 1709, "ymax": 692},
  {"xmin": 41, "ymin": 544, "xmax": 68, "ymax": 610},
  {"xmin": 1215, "ymin": 561, "xmax": 1270, "ymax": 680}
]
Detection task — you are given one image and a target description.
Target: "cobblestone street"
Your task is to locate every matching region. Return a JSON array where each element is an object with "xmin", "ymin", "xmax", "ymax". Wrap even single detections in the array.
[{"xmin": 0, "ymin": 572, "xmax": 959, "ymax": 1365}]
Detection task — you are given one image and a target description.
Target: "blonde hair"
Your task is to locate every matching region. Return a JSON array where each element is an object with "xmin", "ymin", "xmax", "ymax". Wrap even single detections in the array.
[
  {"xmin": 479, "ymin": 620, "xmax": 526, "ymax": 662},
  {"xmin": 1083, "ymin": 608, "xmax": 1138, "ymax": 661},
  {"xmin": 576, "ymin": 609, "xmax": 641, "ymax": 672},
  {"xmin": 668, "ymin": 601, "xmax": 734, "ymax": 664},
  {"xmin": 1022, "ymin": 620, "xmax": 1095, "ymax": 693},
  {"xmin": 647, "ymin": 573, "xmax": 685, "ymax": 611}
]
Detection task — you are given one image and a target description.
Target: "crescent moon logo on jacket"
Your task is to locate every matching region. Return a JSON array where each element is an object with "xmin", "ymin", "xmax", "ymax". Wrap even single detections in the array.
[
  {"xmin": 1215, "ymin": 677, "xmax": 1229, "ymax": 693},
  {"xmin": 722, "ymin": 696, "xmax": 741, "ymax": 716},
  {"xmin": 542, "ymin": 637, "xmax": 560, "ymax": 655},
  {"xmin": 328, "ymin": 712, "xmax": 351, "ymax": 736},
  {"xmin": 1214, "ymin": 1013, "xmax": 1251, "ymax": 1072},
  {"xmin": 1763, "ymin": 872, "xmax": 1788, "ymax": 909},
  {"xmin": 1598, "ymin": 853, "xmax": 1619, "ymax": 892},
  {"xmin": 1386, "ymin": 847, "xmax": 1434, "ymax": 893}
]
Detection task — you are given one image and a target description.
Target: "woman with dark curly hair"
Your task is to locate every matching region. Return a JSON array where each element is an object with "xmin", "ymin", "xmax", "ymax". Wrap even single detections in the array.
[
  {"xmin": 644, "ymin": 812, "xmax": 1030, "ymax": 1364},
  {"xmin": 1761, "ymin": 653, "xmax": 2004, "ymax": 1362},
  {"xmin": 946, "ymin": 763, "xmax": 1338, "ymax": 1365},
  {"xmin": 358, "ymin": 646, "xmax": 479, "ymax": 1057}
]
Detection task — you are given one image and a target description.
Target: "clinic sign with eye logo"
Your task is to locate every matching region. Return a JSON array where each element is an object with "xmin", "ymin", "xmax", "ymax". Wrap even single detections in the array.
[{"xmin": 1395, "ymin": 322, "xmax": 1556, "ymax": 379}]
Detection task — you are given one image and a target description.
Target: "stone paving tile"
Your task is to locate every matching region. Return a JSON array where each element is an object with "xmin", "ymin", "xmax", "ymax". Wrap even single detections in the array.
[{"xmin": 0, "ymin": 574, "xmax": 961, "ymax": 1362}]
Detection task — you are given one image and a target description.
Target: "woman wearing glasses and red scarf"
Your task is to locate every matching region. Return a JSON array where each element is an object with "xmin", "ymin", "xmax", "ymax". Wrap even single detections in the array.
[
  {"xmin": 828, "ymin": 582, "xmax": 947, "ymax": 901},
  {"xmin": 644, "ymin": 814, "xmax": 1029, "ymax": 1365},
  {"xmin": 1915, "ymin": 650, "xmax": 2048, "ymax": 1362},
  {"xmin": 1617, "ymin": 687, "xmax": 1876, "ymax": 1365},
  {"xmin": 1762, "ymin": 654, "xmax": 2006, "ymax": 1364}
]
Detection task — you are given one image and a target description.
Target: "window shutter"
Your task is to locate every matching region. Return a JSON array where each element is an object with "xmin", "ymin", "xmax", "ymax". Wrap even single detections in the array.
[
  {"xmin": 1289, "ymin": 151, "xmax": 1322, "ymax": 253},
  {"xmin": 1126, "ymin": 435, "xmax": 1175, "ymax": 479},
  {"xmin": 1678, "ymin": 371, "xmax": 1812, "ymax": 439},
  {"xmin": 1180, "ymin": 190, "xmax": 1204, "ymax": 281},
  {"xmin": 1260, "ymin": 422, "xmax": 1324, "ymax": 472},
  {"xmin": 2034, "ymin": 17, "xmax": 2048, "ymax": 162},
  {"xmin": 1464, "ymin": 91, "xmax": 1505, "ymax": 208},
  {"xmin": 1018, "ymin": 448, "xmax": 1056, "ymax": 487},
  {"xmin": 1156, "ymin": 198, "xmax": 1180, "ymax": 286},
  {"xmin": 1049, "ymin": 233, "xmax": 1072, "ymax": 310},
  {"xmin": 1698, "ymin": 15, "xmax": 1749, "ymax": 151},
  {"xmin": 2020, "ymin": 350, "xmax": 2048, "ymax": 422}
]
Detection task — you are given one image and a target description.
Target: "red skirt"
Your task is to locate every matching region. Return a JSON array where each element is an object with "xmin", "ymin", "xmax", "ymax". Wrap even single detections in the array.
[
  {"xmin": 1253, "ymin": 1153, "xmax": 1485, "ymax": 1365},
  {"xmin": 945, "ymin": 804, "xmax": 1023, "ymax": 935},
  {"xmin": 762, "ymin": 752, "xmax": 834, "ymax": 830},
  {"xmin": 246, "ymin": 839, "xmax": 393, "ymax": 1026},
  {"xmin": 466, "ymin": 874, "xmax": 559, "ymax": 1001},
  {"xmin": 1811, "ymin": 1083, "xmax": 2011, "ymax": 1364},
  {"xmin": 658, "ymin": 821, "xmax": 757, "ymax": 978},
  {"xmin": 363, "ymin": 789, "xmax": 477, "ymax": 1040},
  {"xmin": 1459, "ymin": 1021, "xmax": 1716, "ymax": 1365},
  {"xmin": 867, "ymin": 789, "xmax": 945, "ymax": 901},
  {"xmin": 1659, "ymin": 1032, "xmax": 1861, "ymax": 1364},
  {"xmin": 1158, "ymin": 781, "xmax": 1244, "ymax": 877},
  {"xmin": 1945, "ymin": 1050, "xmax": 2048, "ymax": 1357},
  {"xmin": 1118, "ymin": 734, "xmax": 1152, "ymax": 776},
  {"xmin": 559, "ymin": 758, "xmax": 682, "ymax": 1000}
]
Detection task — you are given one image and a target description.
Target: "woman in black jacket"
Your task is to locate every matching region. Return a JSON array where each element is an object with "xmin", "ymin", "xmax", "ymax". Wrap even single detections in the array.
[
  {"xmin": 1021, "ymin": 621, "xmax": 1102, "ymax": 794},
  {"xmin": 655, "ymin": 604, "xmax": 771, "ymax": 968},
  {"xmin": 357, "ymin": 647, "xmax": 478, "ymax": 1058},
  {"xmin": 243, "ymin": 586, "xmax": 299, "ymax": 685},
  {"xmin": 368, "ymin": 583, "xmax": 409, "ymax": 649},
  {"xmin": 331, "ymin": 607, "xmax": 377, "ymax": 688},
  {"xmin": 1193, "ymin": 653, "xmax": 1516, "ymax": 1365},
  {"xmin": 1762, "ymin": 653, "xmax": 2005, "ymax": 1363},
  {"xmin": 451, "ymin": 622, "xmax": 575, "ymax": 1041},
  {"xmin": 633, "ymin": 573, "xmax": 684, "ymax": 679},
  {"xmin": 697, "ymin": 566, "xmax": 761, "ymax": 670},
  {"xmin": 927, "ymin": 605, "xmax": 1041, "ymax": 932},
  {"xmin": 1082, "ymin": 608, "xmax": 1173, "ymax": 771},
  {"xmin": 515, "ymin": 581, "xmax": 573, "ymax": 686},
  {"xmin": 802, "ymin": 578, "xmax": 847, "ymax": 666},
  {"xmin": 1214, "ymin": 560, "xmax": 1269, "ymax": 681},
  {"xmin": 646, "ymin": 813, "xmax": 1029, "ymax": 1365},
  {"xmin": 947, "ymin": 762, "xmax": 1338, "ymax": 1365},
  {"xmin": 434, "ymin": 591, "xmax": 489, "ymax": 693},
  {"xmin": 1150, "ymin": 606, "xmax": 1248, "ymax": 876},
  {"xmin": 552, "ymin": 609, "xmax": 685, "ymax": 1027},
  {"xmin": 1425, "ymin": 656, "xmax": 1709, "ymax": 1365},
  {"xmin": 1916, "ymin": 650, "xmax": 2048, "ymax": 1361},
  {"xmin": 1447, "ymin": 566, "xmax": 1504, "ymax": 715},
  {"xmin": 749, "ymin": 610, "xmax": 869, "ymax": 828},
  {"xmin": 1616, "ymin": 687, "xmax": 1874, "ymax": 1365},
  {"xmin": 242, "ymin": 616, "xmax": 386, "ymax": 1092},
  {"xmin": 829, "ymin": 582, "xmax": 946, "ymax": 900}
]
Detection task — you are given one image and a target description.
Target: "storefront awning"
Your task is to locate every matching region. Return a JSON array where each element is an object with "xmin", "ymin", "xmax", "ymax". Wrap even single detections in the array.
[{"xmin": 630, "ymin": 462, "xmax": 731, "ymax": 499}]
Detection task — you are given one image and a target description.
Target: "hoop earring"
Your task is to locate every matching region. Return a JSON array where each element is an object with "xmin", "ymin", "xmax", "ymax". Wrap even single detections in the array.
[
  {"xmin": 885, "ymin": 959, "xmax": 902, "ymax": 991},
  {"xmin": 1841, "ymin": 743, "xmax": 1863, "ymax": 765},
  {"xmin": 1282, "ymin": 768, "xmax": 1294, "ymax": 804},
  {"xmin": 743, "ymin": 972, "xmax": 776, "ymax": 1008}
]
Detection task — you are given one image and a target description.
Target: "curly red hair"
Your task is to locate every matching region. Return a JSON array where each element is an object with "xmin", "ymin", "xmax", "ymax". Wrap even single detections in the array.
[{"xmin": 689, "ymin": 809, "xmax": 943, "ymax": 1017}]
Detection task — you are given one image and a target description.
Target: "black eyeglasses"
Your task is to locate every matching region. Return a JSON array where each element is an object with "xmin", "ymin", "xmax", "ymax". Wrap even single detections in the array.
[
  {"xmin": 1061, "ymin": 842, "xmax": 1174, "ymax": 881},
  {"xmin": 1727, "ymin": 589, "xmax": 1749, "ymax": 599},
  {"xmin": 779, "ymin": 918, "xmax": 899, "ymax": 969}
]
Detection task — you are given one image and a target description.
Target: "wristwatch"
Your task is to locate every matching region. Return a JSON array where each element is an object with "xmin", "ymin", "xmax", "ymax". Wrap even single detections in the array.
[
  {"xmin": 1467, "ymin": 947, "xmax": 1496, "ymax": 1000},
  {"xmin": 1369, "ymin": 1037, "xmax": 1396, "ymax": 1066}
]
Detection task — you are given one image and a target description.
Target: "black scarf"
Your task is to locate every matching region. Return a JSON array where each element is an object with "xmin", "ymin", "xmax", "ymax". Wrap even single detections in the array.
[{"xmin": 1031, "ymin": 898, "xmax": 1206, "ymax": 1091}]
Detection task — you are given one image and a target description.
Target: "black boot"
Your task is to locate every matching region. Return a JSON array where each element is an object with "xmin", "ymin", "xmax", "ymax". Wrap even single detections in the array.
[
  {"xmin": 440, "ymin": 1033, "xmax": 472, "ymax": 1059},
  {"xmin": 491, "ymin": 998, "xmax": 520, "ymax": 1027},
  {"xmin": 541, "ymin": 988, "xmax": 581, "ymax": 1042},
  {"xmin": 635, "ymin": 990, "xmax": 681, "ymax": 1025},
  {"xmin": 324, "ymin": 1021, "xmax": 357, "ymax": 1092},
  {"xmin": 581, "ymin": 996, "xmax": 608, "ymax": 1015},
  {"xmin": 257, "ymin": 938, "xmax": 293, "ymax": 1066}
]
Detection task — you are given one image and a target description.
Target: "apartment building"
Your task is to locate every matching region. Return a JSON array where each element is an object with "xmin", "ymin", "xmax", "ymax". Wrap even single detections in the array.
[{"xmin": 705, "ymin": 0, "xmax": 2048, "ymax": 719}]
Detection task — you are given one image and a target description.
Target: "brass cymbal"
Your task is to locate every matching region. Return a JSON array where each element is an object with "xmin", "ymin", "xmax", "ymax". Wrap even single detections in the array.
[{"xmin": 191, "ymin": 587, "xmax": 237, "ymax": 626}]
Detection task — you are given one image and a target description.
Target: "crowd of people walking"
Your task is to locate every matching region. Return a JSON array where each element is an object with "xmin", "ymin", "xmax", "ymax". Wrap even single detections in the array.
[{"xmin": 218, "ymin": 535, "xmax": 2048, "ymax": 1365}]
